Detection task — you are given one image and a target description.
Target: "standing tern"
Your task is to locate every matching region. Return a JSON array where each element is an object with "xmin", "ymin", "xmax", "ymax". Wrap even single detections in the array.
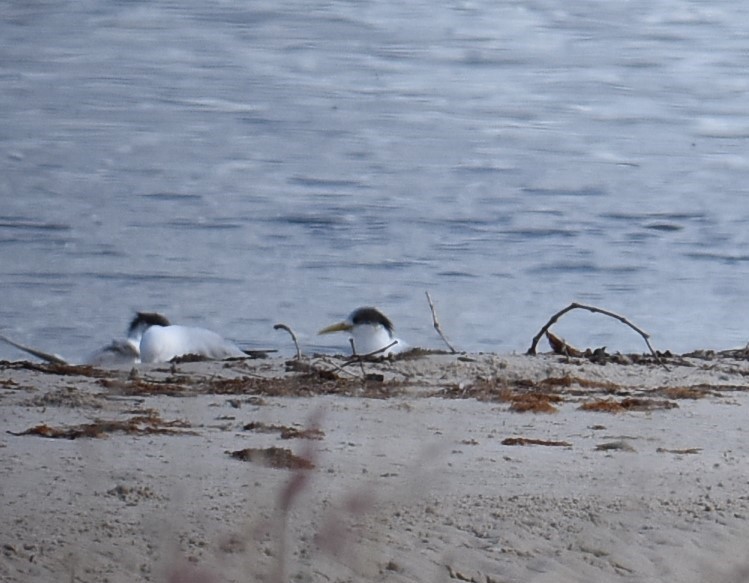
[{"xmin": 318, "ymin": 306, "xmax": 406, "ymax": 357}]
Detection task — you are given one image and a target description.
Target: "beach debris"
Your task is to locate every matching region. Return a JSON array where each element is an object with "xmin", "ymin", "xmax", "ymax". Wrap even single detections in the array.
[
  {"xmin": 537, "ymin": 375, "xmax": 623, "ymax": 393},
  {"xmin": 0, "ymin": 360, "xmax": 108, "ymax": 378},
  {"xmin": 7, "ymin": 412, "xmax": 193, "ymax": 439},
  {"xmin": 425, "ymin": 291, "xmax": 457, "ymax": 353},
  {"xmin": 99, "ymin": 378, "xmax": 189, "ymax": 396},
  {"xmin": 24, "ymin": 386, "xmax": 104, "ymax": 409},
  {"xmin": 243, "ymin": 421, "xmax": 325, "ymax": 440},
  {"xmin": 507, "ymin": 394, "xmax": 560, "ymax": 413},
  {"xmin": 546, "ymin": 334, "xmax": 618, "ymax": 364},
  {"xmin": 168, "ymin": 348, "xmax": 275, "ymax": 364},
  {"xmin": 596, "ymin": 440, "xmax": 636, "ymax": 452},
  {"xmin": 274, "ymin": 323, "xmax": 302, "ymax": 359},
  {"xmin": 501, "ymin": 437, "xmax": 572, "ymax": 447},
  {"xmin": 655, "ymin": 386, "xmax": 711, "ymax": 399},
  {"xmin": 435, "ymin": 379, "xmax": 565, "ymax": 412},
  {"xmin": 207, "ymin": 372, "xmax": 401, "ymax": 399},
  {"xmin": 107, "ymin": 484, "xmax": 158, "ymax": 504},
  {"xmin": 526, "ymin": 302, "xmax": 666, "ymax": 368},
  {"xmin": 580, "ymin": 398, "xmax": 678, "ymax": 413},
  {"xmin": 656, "ymin": 447, "xmax": 701, "ymax": 455},
  {"xmin": 227, "ymin": 446, "xmax": 314, "ymax": 470},
  {"xmin": 546, "ymin": 330, "xmax": 584, "ymax": 357},
  {"xmin": 445, "ymin": 564, "xmax": 485, "ymax": 582}
]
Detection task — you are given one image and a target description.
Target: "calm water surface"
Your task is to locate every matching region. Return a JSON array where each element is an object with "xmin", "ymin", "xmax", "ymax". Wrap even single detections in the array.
[{"xmin": 2, "ymin": 1, "xmax": 749, "ymax": 361}]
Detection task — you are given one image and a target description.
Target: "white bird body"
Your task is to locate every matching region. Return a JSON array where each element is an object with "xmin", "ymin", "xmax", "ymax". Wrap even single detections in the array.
[
  {"xmin": 349, "ymin": 321, "xmax": 405, "ymax": 356},
  {"xmin": 318, "ymin": 306, "xmax": 406, "ymax": 357},
  {"xmin": 139, "ymin": 324, "xmax": 246, "ymax": 363}
]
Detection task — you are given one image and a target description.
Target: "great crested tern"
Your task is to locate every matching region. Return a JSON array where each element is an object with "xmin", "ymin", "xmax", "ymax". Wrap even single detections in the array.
[
  {"xmin": 0, "ymin": 311, "xmax": 170, "ymax": 366},
  {"xmin": 138, "ymin": 321, "xmax": 247, "ymax": 363},
  {"xmin": 88, "ymin": 312, "xmax": 170, "ymax": 365},
  {"xmin": 318, "ymin": 306, "xmax": 405, "ymax": 357}
]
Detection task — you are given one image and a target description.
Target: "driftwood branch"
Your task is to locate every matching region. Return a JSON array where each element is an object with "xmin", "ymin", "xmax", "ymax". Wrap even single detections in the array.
[
  {"xmin": 526, "ymin": 302, "xmax": 665, "ymax": 367},
  {"xmin": 273, "ymin": 324, "xmax": 301, "ymax": 360},
  {"xmin": 425, "ymin": 291, "xmax": 457, "ymax": 353}
]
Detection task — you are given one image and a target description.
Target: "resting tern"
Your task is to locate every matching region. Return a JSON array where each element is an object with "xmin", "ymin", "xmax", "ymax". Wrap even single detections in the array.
[
  {"xmin": 318, "ymin": 306, "xmax": 405, "ymax": 357},
  {"xmin": 138, "ymin": 321, "xmax": 249, "ymax": 363}
]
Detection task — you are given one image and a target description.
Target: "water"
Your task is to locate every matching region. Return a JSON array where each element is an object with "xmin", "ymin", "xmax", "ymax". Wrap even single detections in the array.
[{"xmin": 2, "ymin": 0, "xmax": 749, "ymax": 362}]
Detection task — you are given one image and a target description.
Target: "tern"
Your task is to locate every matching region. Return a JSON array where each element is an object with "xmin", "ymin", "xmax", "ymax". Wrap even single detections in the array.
[
  {"xmin": 0, "ymin": 312, "xmax": 170, "ymax": 366},
  {"xmin": 138, "ymin": 321, "xmax": 250, "ymax": 363},
  {"xmin": 318, "ymin": 306, "xmax": 405, "ymax": 357}
]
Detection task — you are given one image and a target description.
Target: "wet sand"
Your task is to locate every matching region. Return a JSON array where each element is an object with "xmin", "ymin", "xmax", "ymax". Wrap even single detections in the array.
[{"xmin": 2, "ymin": 351, "xmax": 749, "ymax": 583}]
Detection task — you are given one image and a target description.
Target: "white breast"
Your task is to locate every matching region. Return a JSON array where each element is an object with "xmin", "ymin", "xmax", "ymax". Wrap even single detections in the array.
[{"xmin": 351, "ymin": 324, "xmax": 405, "ymax": 357}]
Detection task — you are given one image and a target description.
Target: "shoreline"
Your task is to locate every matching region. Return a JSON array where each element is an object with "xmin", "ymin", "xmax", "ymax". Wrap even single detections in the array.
[{"xmin": 2, "ymin": 352, "xmax": 749, "ymax": 582}]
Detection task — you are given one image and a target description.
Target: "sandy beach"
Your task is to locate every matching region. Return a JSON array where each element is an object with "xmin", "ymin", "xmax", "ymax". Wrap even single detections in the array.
[{"xmin": 2, "ymin": 350, "xmax": 749, "ymax": 583}]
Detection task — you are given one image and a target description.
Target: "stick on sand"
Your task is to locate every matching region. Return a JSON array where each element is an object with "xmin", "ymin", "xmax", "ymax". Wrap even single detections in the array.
[
  {"xmin": 425, "ymin": 291, "xmax": 457, "ymax": 353},
  {"xmin": 526, "ymin": 302, "xmax": 666, "ymax": 368},
  {"xmin": 273, "ymin": 324, "xmax": 302, "ymax": 359}
]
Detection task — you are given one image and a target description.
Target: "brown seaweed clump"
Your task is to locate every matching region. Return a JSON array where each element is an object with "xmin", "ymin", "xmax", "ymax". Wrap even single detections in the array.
[
  {"xmin": 243, "ymin": 421, "xmax": 325, "ymax": 440},
  {"xmin": 501, "ymin": 437, "xmax": 571, "ymax": 447},
  {"xmin": 579, "ymin": 398, "xmax": 678, "ymax": 413},
  {"xmin": 7, "ymin": 411, "xmax": 193, "ymax": 439},
  {"xmin": 227, "ymin": 446, "xmax": 314, "ymax": 470}
]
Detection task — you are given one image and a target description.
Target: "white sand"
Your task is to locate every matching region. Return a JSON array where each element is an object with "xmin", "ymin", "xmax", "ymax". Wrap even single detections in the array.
[{"xmin": 2, "ymin": 352, "xmax": 749, "ymax": 583}]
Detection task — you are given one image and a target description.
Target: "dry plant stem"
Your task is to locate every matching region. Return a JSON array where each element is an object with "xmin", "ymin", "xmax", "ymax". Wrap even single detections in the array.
[
  {"xmin": 349, "ymin": 338, "xmax": 367, "ymax": 378},
  {"xmin": 425, "ymin": 291, "xmax": 457, "ymax": 353},
  {"xmin": 343, "ymin": 339, "xmax": 398, "ymax": 367},
  {"xmin": 526, "ymin": 302, "xmax": 667, "ymax": 368},
  {"xmin": 315, "ymin": 356, "xmax": 360, "ymax": 378},
  {"xmin": 273, "ymin": 323, "xmax": 302, "ymax": 359}
]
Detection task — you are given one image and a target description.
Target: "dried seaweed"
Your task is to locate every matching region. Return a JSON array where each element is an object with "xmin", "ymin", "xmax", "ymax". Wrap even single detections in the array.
[
  {"xmin": 8, "ymin": 412, "xmax": 193, "ymax": 439},
  {"xmin": 537, "ymin": 375, "xmax": 623, "ymax": 392},
  {"xmin": 227, "ymin": 446, "xmax": 314, "ymax": 470},
  {"xmin": 0, "ymin": 360, "xmax": 109, "ymax": 378},
  {"xmin": 501, "ymin": 437, "xmax": 572, "ymax": 447},
  {"xmin": 580, "ymin": 398, "xmax": 678, "ymax": 413},
  {"xmin": 596, "ymin": 441, "xmax": 636, "ymax": 452},
  {"xmin": 505, "ymin": 392, "xmax": 562, "ymax": 413},
  {"xmin": 656, "ymin": 447, "xmax": 701, "ymax": 454},
  {"xmin": 655, "ymin": 386, "xmax": 711, "ymax": 399},
  {"xmin": 204, "ymin": 374, "xmax": 402, "ymax": 399},
  {"xmin": 546, "ymin": 330, "xmax": 584, "ymax": 357},
  {"xmin": 98, "ymin": 378, "xmax": 188, "ymax": 396},
  {"xmin": 243, "ymin": 421, "xmax": 325, "ymax": 440},
  {"xmin": 508, "ymin": 398, "xmax": 559, "ymax": 414}
]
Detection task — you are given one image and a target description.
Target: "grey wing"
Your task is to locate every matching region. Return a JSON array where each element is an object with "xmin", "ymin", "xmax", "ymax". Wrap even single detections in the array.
[
  {"xmin": 0, "ymin": 334, "xmax": 69, "ymax": 365},
  {"xmin": 86, "ymin": 339, "xmax": 140, "ymax": 366}
]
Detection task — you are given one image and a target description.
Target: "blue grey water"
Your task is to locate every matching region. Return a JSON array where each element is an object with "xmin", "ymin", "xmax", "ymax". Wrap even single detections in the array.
[{"xmin": 2, "ymin": 1, "xmax": 749, "ymax": 362}]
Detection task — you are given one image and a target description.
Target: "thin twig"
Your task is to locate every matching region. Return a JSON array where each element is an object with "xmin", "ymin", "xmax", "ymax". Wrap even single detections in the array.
[
  {"xmin": 349, "ymin": 338, "xmax": 367, "ymax": 378},
  {"xmin": 343, "ymin": 339, "xmax": 399, "ymax": 367},
  {"xmin": 315, "ymin": 356, "xmax": 360, "ymax": 378},
  {"xmin": 273, "ymin": 323, "xmax": 301, "ymax": 359},
  {"xmin": 425, "ymin": 291, "xmax": 457, "ymax": 353},
  {"xmin": 526, "ymin": 302, "xmax": 667, "ymax": 369}
]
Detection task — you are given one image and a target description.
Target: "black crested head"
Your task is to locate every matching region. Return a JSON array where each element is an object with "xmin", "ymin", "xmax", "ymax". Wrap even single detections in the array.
[
  {"xmin": 128, "ymin": 312, "xmax": 170, "ymax": 337},
  {"xmin": 350, "ymin": 306, "xmax": 394, "ymax": 333}
]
